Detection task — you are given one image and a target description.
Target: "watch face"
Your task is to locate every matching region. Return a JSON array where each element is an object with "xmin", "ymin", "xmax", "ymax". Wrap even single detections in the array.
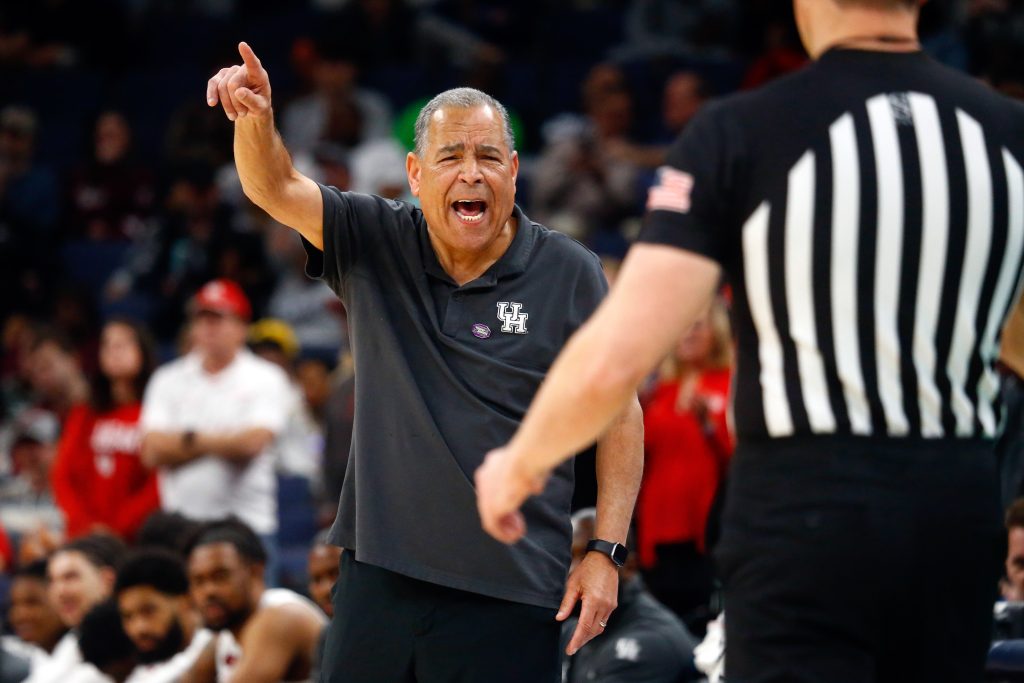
[{"xmin": 611, "ymin": 544, "xmax": 628, "ymax": 566}]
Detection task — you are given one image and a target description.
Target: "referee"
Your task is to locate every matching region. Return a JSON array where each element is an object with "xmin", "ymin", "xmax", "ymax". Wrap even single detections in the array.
[
  {"xmin": 477, "ymin": 1, "xmax": 1024, "ymax": 681},
  {"xmin": 206, "ymin": 44, "xmax": 643, "ymax": 683}
]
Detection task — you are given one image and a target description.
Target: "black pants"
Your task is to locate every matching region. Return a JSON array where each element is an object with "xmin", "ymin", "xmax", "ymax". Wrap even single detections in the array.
[
  {"xmin": 319, "ymin": 551, "xmax": 561, "ymax": 682},
  {"xmin": 641, "ymin": 541, "xmax": 715, "ymax": 632},
  {"xmin": 714, "ymin": 437, "xmax": 1003, "ymax": 683}
]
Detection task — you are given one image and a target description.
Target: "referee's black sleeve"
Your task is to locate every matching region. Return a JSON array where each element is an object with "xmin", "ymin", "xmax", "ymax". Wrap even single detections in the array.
[{"xmin": 637, "ymin": 103, "xmax": 740, "ymax": 265}]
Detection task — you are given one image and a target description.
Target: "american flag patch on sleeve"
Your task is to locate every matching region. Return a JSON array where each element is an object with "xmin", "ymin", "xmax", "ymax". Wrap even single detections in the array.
[{"xmin": 646, "ymin": 167, "xmax": 694, "ymax": 213}]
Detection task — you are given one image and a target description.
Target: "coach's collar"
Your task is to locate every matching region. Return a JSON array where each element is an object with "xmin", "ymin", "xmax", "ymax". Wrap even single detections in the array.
[{"xmin": 422, "ymin": 204, "xmax": 536, "ymax": 287}]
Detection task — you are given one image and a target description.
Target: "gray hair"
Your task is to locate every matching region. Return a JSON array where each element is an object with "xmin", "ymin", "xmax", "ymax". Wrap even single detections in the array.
[{"xmin": 413, "ymin": 87, "xmax": 515, "ymax": 157}]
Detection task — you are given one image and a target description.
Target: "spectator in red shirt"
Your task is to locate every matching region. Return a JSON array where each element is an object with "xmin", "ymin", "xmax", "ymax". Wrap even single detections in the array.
[
  {"xmin": 0, "ymin": 521, "xmax": 12, "ymax": 572},
  {"xmin": 638, "ymin": 298, "xmax": 733, "ymax": 629},
  {"xmin": 51, "ymin": 318, "xmax": 159, "ymax": 541}
]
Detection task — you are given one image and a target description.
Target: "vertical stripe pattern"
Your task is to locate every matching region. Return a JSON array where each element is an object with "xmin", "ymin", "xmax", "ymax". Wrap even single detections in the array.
[
  {"xmin": 946, "ymin": 110, "xmax": 994, "ymax": 436},
  {"xmin": 740, "ymin": 92, "xmax": 1023, "ymax": 440},
  {"xmin": 908, "ymin": 93, "xmax": 950, "ymax": 437},
  {"xmin": 743, "ymin": 201, "xmax": 794, "ymax": 436},
  {"xmin": 829, "ymin": 113, "xmax": 872, "ymax": 434},
  {"xmin": 867, "ymin": 94, "xmax": 910, "ymax": 436},
  {"xmin": 785, "ymin": 151, "xmax": 837, "ymax": 432}
]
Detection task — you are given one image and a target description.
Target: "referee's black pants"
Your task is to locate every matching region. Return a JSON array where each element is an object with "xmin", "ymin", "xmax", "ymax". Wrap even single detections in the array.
[
  {"xmin": 319, "ymin": 551, "xmax": 561, "ymax": 682},
  {"xmin": 714, "ymin": 436, "xmax": 1003, "ymax": 683}
]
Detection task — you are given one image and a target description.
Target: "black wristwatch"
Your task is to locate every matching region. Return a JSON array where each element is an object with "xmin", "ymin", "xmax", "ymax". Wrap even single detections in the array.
[{"xmin": 586, "ymin": 539, "xmax": 629, "ymax": 568}]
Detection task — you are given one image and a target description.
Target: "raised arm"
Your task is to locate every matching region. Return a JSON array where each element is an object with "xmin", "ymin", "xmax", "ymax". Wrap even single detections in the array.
[{"xmin": 208, "ymin": 42, "xmax": 323, "ymax": 248}]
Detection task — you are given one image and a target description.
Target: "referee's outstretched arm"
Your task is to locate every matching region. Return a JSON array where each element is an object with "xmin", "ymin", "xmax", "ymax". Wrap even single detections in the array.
[
  {"xmin": 476, "ymin": 244, "xmax": 719, "ymax": 541},
  {"xmin": 207, "ymin": 42, "xmax": 324, "ymax": 249}
]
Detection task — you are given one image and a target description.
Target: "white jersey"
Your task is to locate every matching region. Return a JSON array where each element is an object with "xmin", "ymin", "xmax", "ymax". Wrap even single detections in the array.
[
  {"xmin": 2, "ymin": 635, "xmax": 51, "ymax": 674},
  {"xmin": 215, "ymin": 589, "xmax": 326, "ymax": 683},
  {"xmin": 23, "ymin": 631, "xmax": 82, "ymax": 683},
  {"xmin": 125, "ymin": 628, "xmax": 214, "ymax": 683},
  {"xmin": 140, "ymin": 349, "xmax": 291, "ymax": 534},
  {"xmin": 63, "ymin": 663, "xmax": 114, "ymax": 683}
]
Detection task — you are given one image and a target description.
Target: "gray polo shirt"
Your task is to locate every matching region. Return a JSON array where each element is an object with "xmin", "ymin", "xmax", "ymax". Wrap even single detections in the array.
[{"xmin": 302, "ymin": 184, "xmax": 608, "ymax": 609}]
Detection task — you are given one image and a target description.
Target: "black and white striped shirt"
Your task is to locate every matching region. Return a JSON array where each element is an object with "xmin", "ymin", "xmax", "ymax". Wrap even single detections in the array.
[{"xmin": 639, "ymin": 48, "xmax": 1024, "ymax": 442}]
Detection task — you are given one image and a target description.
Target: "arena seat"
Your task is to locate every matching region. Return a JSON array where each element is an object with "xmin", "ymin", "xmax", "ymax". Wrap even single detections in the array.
[
  {"xmin": 988, "ymin": 640, "xmax": 1024, "ymax": 680},
  {"xmin": 276, "ymin": 474, "xmax": 318, "ymax": 547},
  {"xmin": 275, "ymin": 474, "xmax": 319, "ymax": 592}
]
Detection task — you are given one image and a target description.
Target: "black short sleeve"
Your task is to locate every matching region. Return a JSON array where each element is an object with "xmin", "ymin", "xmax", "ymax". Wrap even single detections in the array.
[
  {"xmin": 301, "ymin": 183, "xmax": 397, "ymax": 299},
  {"xmin": 570, "ymin": 251, "xmax": 610, "ymax": 332},
  {"xmin": 637, "ymin": 103, "xmax": 740, "ymax": 264}
]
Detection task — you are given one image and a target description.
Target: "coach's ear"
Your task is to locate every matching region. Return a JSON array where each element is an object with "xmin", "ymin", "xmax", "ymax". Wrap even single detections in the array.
[{"xmin": 407, "ymin": 152, "xmax": 421, "ymax": 197}]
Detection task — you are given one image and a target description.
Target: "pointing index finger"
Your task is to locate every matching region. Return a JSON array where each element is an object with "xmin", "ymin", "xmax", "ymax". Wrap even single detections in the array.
[{"xmin": 238, "ymin": 41, "xmax": 261, "ymax": 72}]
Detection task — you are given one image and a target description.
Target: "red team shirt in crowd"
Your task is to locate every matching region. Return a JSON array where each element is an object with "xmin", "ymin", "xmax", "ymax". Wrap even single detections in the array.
[
  {"xmin": 51, "ymin": 403, "xmax": 160, "ymax": 540},
  {"xmin": 637, "ymin": 368, "xmax": 733, "ymax": 567}
]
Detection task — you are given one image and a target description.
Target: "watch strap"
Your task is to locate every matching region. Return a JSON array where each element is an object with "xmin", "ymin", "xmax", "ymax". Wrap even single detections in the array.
[{"xmin": 586, "ymin": 539, "xmax": 628, "ymax": 567}]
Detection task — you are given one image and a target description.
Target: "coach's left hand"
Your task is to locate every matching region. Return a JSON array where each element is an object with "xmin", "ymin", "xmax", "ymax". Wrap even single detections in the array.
[
  {"xmin": 475, "ymin": 447, "xmax": 547, "ymax": 544},
  {"xmin": 558, "ymin": 553, "xmax": 619, "ymax": 655}
]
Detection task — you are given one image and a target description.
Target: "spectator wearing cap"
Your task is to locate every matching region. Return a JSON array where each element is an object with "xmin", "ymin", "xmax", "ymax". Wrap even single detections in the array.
[
  {"xmin": 248, "ymin": 318, "xmax": 323, "ymax": 481},
  {"xmin": 139, "ymin": 279, "xmax": 291, "ymax": 583},
  {"xmin": 0, "ymin": 408, "xmax": 64, "ymax": 539}
]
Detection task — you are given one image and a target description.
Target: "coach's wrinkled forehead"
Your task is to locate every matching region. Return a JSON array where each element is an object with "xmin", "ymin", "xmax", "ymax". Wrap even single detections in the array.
[{"xmin": 413, "ymin": 87, "xmax": 515, "ymax": 156}]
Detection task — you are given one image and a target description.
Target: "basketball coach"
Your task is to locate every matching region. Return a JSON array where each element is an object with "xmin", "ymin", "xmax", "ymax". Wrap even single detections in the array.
[{"xmin": 206, "ymin": 43, "xmax": 643, "ymax": 683}]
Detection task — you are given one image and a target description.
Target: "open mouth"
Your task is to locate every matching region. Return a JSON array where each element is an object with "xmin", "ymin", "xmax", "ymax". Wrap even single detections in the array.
[{"xmin": 452, "ymin": 199, "xmax": 487, "ymax": 224}]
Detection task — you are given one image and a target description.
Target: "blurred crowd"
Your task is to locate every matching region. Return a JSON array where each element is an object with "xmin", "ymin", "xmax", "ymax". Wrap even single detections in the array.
[{"xmin": 2, "ymin": 0, "xmax": 1024, "ymax": 681}]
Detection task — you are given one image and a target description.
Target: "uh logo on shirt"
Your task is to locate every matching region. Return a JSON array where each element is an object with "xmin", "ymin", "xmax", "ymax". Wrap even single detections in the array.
[{"xmin": 496, "ymin": 301, "xmax": 529, "ymax": 334}]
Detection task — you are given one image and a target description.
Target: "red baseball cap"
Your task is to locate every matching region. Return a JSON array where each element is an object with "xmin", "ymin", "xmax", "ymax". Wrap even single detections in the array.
[{"xmin": 192, "ymin": 279, "xmax": 252, "ymax": 321}]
